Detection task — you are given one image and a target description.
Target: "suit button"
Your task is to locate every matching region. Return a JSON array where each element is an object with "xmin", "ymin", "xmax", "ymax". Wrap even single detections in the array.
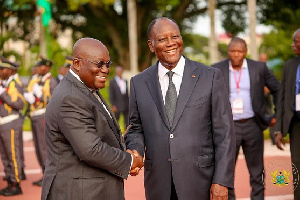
[
  {"xmin": 168, "ymin": 158, "xmax": 172, "ymax": 162},
  {"xmin": 170, "ymin": 134, "xmax": 174, "ymax": 138}
]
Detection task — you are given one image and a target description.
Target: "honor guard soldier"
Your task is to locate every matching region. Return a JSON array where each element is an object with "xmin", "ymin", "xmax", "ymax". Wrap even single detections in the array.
[
  {"xmin": 24, "ymin": 56, "xmax": 58, "ymax": 186},
  {"xmin": 0, "ymin": 57, "xmax": 25, "ymax": 196},
  {"xmin": 56, "ymin": 55, "xmax": 73, "ymax": 83}
]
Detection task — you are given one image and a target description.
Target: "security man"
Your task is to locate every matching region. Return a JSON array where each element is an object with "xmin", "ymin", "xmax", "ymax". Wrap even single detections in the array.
[
  {"xmin": 24, "ymin": 56, "xmax": 58, "ymax": 186},
  {"xmin": 0, "ymin": 57, "xmax": 25, "ymax": 196}
]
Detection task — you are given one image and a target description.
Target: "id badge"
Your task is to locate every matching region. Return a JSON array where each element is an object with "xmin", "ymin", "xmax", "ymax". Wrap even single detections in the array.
[
  {"xmin": 232, "ymin": 98, "xmax": 243, "ymax": 114},
  {"xmin": 296, "ymin": 94, "xmax": 300, "ymax": 111}
]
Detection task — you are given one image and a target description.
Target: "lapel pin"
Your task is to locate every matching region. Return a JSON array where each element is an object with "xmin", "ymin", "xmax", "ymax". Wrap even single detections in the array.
[{"xmin": 192, "ymin": 75, "xmax": 196, "ymax": 78}]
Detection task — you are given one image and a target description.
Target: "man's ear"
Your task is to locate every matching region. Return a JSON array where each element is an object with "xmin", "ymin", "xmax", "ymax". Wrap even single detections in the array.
[
  {"xmin": 147, "ymin": 40, "xmax": 155, "ymax": 53},
  {"xmin": 72, "ymin": 58, "xmax": 80, "ymax": 71}
]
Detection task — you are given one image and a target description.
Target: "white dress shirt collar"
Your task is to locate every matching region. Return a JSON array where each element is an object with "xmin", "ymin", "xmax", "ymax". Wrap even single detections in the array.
[
  {"xmin": 158, "ymin": 55, "xmax": 185, "ymax": 80},
  {"xmin": 229, "ymin": 58, "xmax": 248, "ymax": 71}
]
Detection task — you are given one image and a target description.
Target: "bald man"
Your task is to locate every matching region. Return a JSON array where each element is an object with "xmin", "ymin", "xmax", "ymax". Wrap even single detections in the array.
[{"xmin": 41, "ymin": 38, "xmax": 143, "ymax": 200}]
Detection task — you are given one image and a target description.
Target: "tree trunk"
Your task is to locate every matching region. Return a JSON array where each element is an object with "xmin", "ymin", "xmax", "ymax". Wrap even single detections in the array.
[
  {"xmin": 209, "ymin": 0, "xmax": 218, "ymax": 65},
  {"xmin": 247, "ymin": 0, "xmax": 258, "ymax": 60}
]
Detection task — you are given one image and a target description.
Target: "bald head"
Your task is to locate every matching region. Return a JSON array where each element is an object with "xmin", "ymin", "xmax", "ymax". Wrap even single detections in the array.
[
  {"xmin": 71, "ymin": 37, "xmax": 111, "ymax": 89},
  {"xmin": 147, "ymin": 17, "xmax": 179, "ymax": 40},
  {"xmin": 73, "ymin": 38, "xmax": 107, "ymax": 59}
]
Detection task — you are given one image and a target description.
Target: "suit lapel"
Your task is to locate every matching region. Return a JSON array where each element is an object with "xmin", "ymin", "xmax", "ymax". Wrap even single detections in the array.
[
  {"xmin": 247, "ymin": 59, "xmax": 256, "ymax": 103},
  {"xmin": 95, "ymin": 91, "xmax": 124, "ymax": 148},
  {"xmin": 222, "ymin": 60, "xmax": 230, "ymax": 94},
  {"xmin": 145, "ymin": 64, "xmax": 170, "ymax": 129},
  {"xmin": 65, "ymin": 72, "xmax": 123, "ymax": 148},
  {"xmin": 289, "ymin": 57, "xmax": 300, "ymax": 98},
  {"xmin": 171, "ymin": 58, "xmax": 199, "ymax": 131}
]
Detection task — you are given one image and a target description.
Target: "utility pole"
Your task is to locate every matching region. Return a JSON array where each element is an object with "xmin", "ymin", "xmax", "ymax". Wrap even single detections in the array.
[
  {"xmin": 127, "ymin": 0, "xmax": 139, "ymax": 75},
  {"xmin": 209, "ymin": 0, "xmax": 218, "ymax": 64},
  {"xmin": 247, "ymin": 0, "xmax": 258, "ymax": 60}
]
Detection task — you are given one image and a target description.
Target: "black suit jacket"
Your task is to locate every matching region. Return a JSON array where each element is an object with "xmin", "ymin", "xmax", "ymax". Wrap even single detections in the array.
[
  {"xmin": 41, "ymin": 71, "xmax": 132, "ymax": 200},
  {"xmin": 275, "ymin": 56, "xmax": 300, "ymax": 135},
  {"xmin": 212, "ymin": 58, "xmax": 280, "ymax": 130},
  {"xmin": 109, "ymin": 78, "xmax": 129, "ymax": 112}
]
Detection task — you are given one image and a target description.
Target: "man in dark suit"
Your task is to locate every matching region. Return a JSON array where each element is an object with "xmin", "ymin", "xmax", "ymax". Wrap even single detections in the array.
[
  {"xmin": 274, "ymin": 28, "xmax": 300, "ymax": 200},
  {"xmin": 41, "ymin": 38, "xmax": 143, "ymax": 200},
  {"xmin": 212, "ymin": 37, "xmax": 280, "ymax": 200},
  {"xmin": 125, "ymin": 17, "xmax": 235, "ymax": 200},
  {"xmin": 109, "ymin": 66, "xmax": 129, "ymax": 127}
]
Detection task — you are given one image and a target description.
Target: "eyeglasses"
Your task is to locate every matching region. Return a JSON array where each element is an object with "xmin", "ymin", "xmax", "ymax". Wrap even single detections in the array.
[{"xmin": 74, "ymin": 58, "xmax": 113, "ymax": 69}]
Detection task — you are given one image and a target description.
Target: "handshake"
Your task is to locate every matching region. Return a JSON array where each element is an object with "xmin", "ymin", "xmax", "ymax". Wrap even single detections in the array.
[{"xmin": 126, "ymin": 149, "xmax": 144, "ymax": 176}]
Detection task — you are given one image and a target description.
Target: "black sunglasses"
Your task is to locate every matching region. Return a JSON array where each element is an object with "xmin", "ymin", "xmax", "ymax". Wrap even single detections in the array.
[{"xmin": 74, "ymin": 58, "xmax": 113, "ymax": 69}]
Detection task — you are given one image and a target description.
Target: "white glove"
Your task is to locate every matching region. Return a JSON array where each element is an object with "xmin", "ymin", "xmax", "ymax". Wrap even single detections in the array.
[
  {"xmin": 0, "ymin": 86, "xmax": 6, "ymax": 95},
  {"xmin": 32, "ymin": 83, "xmax": 43, "ymax": 98},
  {"xmin": 24, "ymin": 92, "xmax": 35, "ymax": 104}
]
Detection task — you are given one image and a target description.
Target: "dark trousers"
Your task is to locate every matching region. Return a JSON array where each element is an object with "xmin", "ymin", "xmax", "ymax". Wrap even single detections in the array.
[
  {"xmin": 229, "ymin": 118, "xmax": 264, "ymax": 200},
  {"xmin": 0, "ymin": 125, "xmax": 23, "ymax": 182},
  {"xmin": 31, "ymin": 115, "xmax": 46, "ymax": 171},
  {"xmin": 290, "ymin": 118, "xmax": 300, "ymax": 200}
]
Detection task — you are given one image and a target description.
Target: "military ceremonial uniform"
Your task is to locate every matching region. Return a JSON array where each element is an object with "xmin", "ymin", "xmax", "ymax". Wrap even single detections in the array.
[
  {"xmin": 55, "ymin": 55, "xmax": 72, "ymax": 84},
  {"xmin": 0, "ymin": 58, "xmax": 25, "ymax": 196},
  {"xmin": 24, "ymin": 57, "xmax": 58, "ymax": 186}
]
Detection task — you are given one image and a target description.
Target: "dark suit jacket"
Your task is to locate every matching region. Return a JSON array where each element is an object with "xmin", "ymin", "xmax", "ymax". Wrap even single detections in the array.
[
  {"xmin": 41, "ymin": 71, "xmax": 132, "ymax": 200},
  {"xmin": 274, "ymin": 56, "xmax": 300, "ymax": 135},
  {"xmin": 125, "ymin": 57, "xmax": 235, "ymax": 200},
  {"xmin": 212, "ymin": 58, "xmax": 280, "ymax": 130},
  {"xmin": 109, "ymin": 77, "xmax": 129, "ymax": 112}
]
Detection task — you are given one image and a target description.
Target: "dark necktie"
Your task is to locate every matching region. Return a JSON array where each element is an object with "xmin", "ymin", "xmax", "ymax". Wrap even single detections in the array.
[{"xmin": 165, "ymin": 71, "xmax": 177, "ymax": 127}]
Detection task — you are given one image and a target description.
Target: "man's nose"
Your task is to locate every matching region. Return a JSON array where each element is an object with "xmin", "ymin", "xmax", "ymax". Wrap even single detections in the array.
[{"xmin": 166, "ymin": 37, "xmax": 176, "ymax": 46}]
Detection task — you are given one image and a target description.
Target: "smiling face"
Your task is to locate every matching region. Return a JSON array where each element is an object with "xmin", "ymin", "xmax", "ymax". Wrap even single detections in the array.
[
  {"xmin": 72, "ymin": 38, "xmax": 110, "ymax": 90},
  {"xmin": 147, "ymin": 18, "xmax": 183, "ymax": 70}
]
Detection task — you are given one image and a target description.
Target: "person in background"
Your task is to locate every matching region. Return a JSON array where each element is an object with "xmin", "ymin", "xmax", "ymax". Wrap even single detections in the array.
[
  {"xmin": 274, "ymin": 28, "xmax": 300, "ymax": 200},
  {"xmin": 212, "ymin": 37, "xmax": 280, "ymax": 200},
  {"xmin": 259, "ymin": 53, "xmax": 277, "ymax": 145},
  {"xmin": 41, "ymin": 37, "xmax": 143, "ymax": 200},
  {"xmin": 125, "ymin": 17, "xmax": 235, "ymax": 200},
  {"xmin": 56, "ymin": 55, "xmax": 72, "ymax": 83},
  {"xmin": 0, "ymin": 57, "xmax": 25, "ymax": 196},
  {"xmin": 23, "ymin": 56, "xmax": 58, "ymax": 186},
  {"xmin": 109, "ymin": 66, "xmax": 129, "ymax": 128}
]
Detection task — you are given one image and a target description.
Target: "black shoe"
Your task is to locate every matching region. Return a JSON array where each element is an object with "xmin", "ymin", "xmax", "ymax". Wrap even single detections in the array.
[
  {"xmin": 0, "ymin": 180, "xmax": 11, "ymax": 195},
  {"xmin": 20, "ymin": 169, "xmax": 26, "ymax": 180},
  {"xmin": 3, "ymin": 182, "xmax": 22, "ymax": 196},
  {"xmin": 32, "ymin": 178, "xmax": 43, "ymax": 186}
]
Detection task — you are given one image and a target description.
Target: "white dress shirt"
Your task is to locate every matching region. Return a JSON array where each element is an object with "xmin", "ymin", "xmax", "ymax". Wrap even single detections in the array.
[{"xmin": 158, "ymin": 56, "xmax": 185, "ymax": 104}]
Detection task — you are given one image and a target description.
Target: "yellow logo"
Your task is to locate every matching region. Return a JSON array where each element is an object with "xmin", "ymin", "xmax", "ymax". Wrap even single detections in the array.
[{"xmin": 271, "ymin": 170, "xmax": 290, "ymax": 187}]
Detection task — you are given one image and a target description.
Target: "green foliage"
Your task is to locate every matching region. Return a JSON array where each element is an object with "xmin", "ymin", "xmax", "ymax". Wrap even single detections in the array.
[{"xmin": 219, "ymin": 3, "xmax": 247, "ymax": 36}]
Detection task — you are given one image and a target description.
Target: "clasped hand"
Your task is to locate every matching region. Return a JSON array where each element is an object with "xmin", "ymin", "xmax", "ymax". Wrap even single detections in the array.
[{"xmin": 126, "ymin": 149, "xmax": 143, "ymax": 176}]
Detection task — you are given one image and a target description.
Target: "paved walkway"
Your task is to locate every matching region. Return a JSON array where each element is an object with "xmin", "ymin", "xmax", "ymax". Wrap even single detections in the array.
[{"xmin": 0, "ymin": 132, "xmax": 295, "ymax": 199}]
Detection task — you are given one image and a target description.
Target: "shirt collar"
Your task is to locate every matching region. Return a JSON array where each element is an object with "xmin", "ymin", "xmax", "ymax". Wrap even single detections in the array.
[
  {"xmin": 70, "ymin": 69, "xmax": 83, "ymax": 84},
  {"xmin": 229, "ymin": 58, "xmax": 248, "ymax": 71},
  {"xmin": 158, "ymin": 55, "xmax": 185, "ymax": 79}
]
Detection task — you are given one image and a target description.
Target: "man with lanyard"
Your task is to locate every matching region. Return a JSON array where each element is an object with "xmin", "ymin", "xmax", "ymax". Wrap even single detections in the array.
[
  {"xmin": 24, "ymin": 56, "xmax": 58, "ymax": 186},
  {"xmin": 0, "ymin": 57, "xmax": 25, "ymax": 196},
  {"xmin": 212, "ymin": 37, "xmax": 280, "ymax": 200}
]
